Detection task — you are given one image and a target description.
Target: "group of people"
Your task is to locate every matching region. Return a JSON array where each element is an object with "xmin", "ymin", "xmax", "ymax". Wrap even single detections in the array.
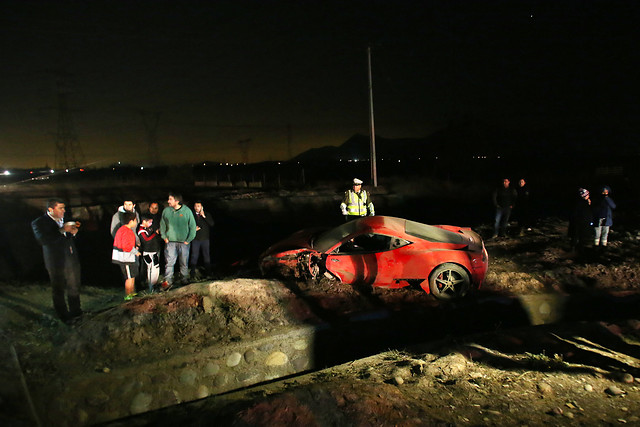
[
  {"xmin": 492, "ymin": 177, "xmax": 531, "ymax": 238},
  {"xmin": 31, "ymin": 193, "xmax": 215, "ymax": 322},
  {"xmin": 569, "ymin": 185, "xmax": 616, "ymax": 252},
  {"xmin": 109, "ymin": 194, "xmax": 215, "ymax": 300}
]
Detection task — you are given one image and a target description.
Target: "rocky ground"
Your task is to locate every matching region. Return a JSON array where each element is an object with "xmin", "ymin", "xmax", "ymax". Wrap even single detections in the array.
[{"xmin": 2, "ymin": 217, "xmax": 640, "ymax": 426}]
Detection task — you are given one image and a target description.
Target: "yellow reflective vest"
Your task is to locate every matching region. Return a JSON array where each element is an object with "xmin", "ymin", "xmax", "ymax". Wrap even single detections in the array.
[{"xmin": 340, "ymin": 189, "xmax": 375, "ymax": 216}]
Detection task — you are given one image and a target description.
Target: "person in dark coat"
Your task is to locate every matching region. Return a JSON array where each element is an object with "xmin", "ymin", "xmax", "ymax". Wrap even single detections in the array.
[
  {"xmin": 592, "ymin": 185, "xmax": 616, "ymax": 247},
  {"xmin": 492, "ymin": 178, "xmax": 517, "ymax": 238},
  {"xmin": 569, "ymin": 188, "xmax": 593, "ymax": 253},
  {"xmin": 31, "ymin": 198, "xmax": 82, "ymax": 323},
  {"xmin": 515, "ymin": 178, "xmax": 533, "ymax": 235},
  {"xmin": 190, "ymin": 201, "xmax": 214, "ymax": 278}
]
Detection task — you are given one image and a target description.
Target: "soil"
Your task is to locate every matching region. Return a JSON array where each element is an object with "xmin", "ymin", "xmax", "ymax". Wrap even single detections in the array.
[{"xmin": 2, "ymin": 217, "xmax": 640, "ymax": 426}]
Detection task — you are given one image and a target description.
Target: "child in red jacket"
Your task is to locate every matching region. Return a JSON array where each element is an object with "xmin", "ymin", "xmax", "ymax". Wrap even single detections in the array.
[{"xmin": 112, "ymin": 211, "xmax": 140, "ymax": 300}]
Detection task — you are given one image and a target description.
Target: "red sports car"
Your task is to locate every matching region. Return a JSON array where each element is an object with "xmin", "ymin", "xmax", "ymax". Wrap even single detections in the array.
[{"xmin": 259, "ymin": 216, "xmax": 488, "ymax": 300}]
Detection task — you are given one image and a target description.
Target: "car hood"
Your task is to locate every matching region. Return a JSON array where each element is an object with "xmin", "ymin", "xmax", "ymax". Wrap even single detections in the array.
[{"xmin": 260, "ymin": 227, "xmax": 326, "ymax": 257}]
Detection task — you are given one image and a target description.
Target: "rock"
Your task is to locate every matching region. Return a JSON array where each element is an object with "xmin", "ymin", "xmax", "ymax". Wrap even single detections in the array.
[
  {"xmin": 291, "ymin": 355, "xmax": 309, "ymax": 371},
  {"xmin": 584, "ymin": 384, "xmax": 593, "ymax": 392},
  {"xmin": 196, "ymin": 385, "xmax": 209, "ymax": 399},
  {"xmin": 244, "ymin": 348, "xmax": 259, "ymax": 364},
  {"xmin": 293, "ymin": 339, "xmax": 308, "ymax": 350},
  {"xmin": 549, "ymin": 407, "xmax": 563, "ymax": 416},
  {"xmin": 605, "ymin": 385, "xmax": 624, "ymax": 396},
  {"xmin": 204, "ymin": 362, "xmax": 220, "ymax": 377},
  {"xmin": 265, "ymin": 351, "xmax": 288, "ymax": 366},
  {"xmin": 621, "ymin": 373, "xmax": 634, "ymax": 384},
  {"xmin": 213, "ymin": 373, "xmax": 228, "ymax": 387},
  {"xmin": 226, "ymin": 352, "xmax": 242, "ymax": 367},
  {"xmin": 130, "ymin": 392, "xmax": 153, "ymax": 415},
  {"xmin": 179, "ymin": 369, "xmax": 197, "ymax": 385},
  {"xmin": 537, "ymin": 382, "xmax": 553, "ymax": 396},
  {"xmin": 393, "ymin": 376, "xmax": 404, "ymax": 385},
  {"xmin": 202, "ymin": 296, "xmax": 214, "ymax": 314}
]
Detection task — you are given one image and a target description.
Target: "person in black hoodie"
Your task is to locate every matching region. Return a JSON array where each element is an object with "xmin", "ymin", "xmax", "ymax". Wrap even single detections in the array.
[
  {"xmin": 492, "ymin": 178, "xmax": 518, "ymax": 238},
  {"xmin": 569, "ymin": 188, "xmax": 593, "ymax": 253},
  {"xmin": 190, "ymin": 201, "xmax": 214, "ymax": 278}
]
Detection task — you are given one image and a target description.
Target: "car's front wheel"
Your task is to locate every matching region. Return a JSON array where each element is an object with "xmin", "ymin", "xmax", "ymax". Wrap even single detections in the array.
[{"xmin": 427, "ymin": 263, "xmax": 471, "ymax": 300}]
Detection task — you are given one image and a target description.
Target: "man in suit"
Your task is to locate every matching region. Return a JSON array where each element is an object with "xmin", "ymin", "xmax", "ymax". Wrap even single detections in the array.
[{"xmin": 31, "ymin": 198, "xmax": 82, "ymax": 323}]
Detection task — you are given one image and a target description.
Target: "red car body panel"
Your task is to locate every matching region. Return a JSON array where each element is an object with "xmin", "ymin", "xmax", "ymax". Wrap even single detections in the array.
[{"xmin": 259, "ymin": 216, "xmax": 489, "ymax": 295}]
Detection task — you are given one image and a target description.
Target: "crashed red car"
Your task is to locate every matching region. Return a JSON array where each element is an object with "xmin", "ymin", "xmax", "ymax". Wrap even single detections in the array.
[{"xmin": 259, "ymin": 216, "xmax": 488, "ymax": 300}]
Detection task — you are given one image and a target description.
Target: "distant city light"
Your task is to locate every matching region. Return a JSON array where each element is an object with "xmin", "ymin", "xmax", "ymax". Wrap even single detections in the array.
[
  {"xmin": 65, "ymin": 169, "xmax": 69, "ymax": 173},
  {"xmin": 50, "ymin": 169, "xmax": 55, "ymax": 173},
  {"xmin": 140, "ymin": 167, "xmax": 144, "ymax": 170}
]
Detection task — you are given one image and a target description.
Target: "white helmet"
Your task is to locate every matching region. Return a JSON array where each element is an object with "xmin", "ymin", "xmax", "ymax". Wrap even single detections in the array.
[{"xmin": 353, "ymin": 178, "xmax": 363, "ymax": 185}]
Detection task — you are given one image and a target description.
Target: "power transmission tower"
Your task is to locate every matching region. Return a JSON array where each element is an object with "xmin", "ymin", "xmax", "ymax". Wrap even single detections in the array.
[
  {"xmin": 139, "ymin": 111, "xmax": 161, "ymax": 166},
  {"xmin": 286, "ymin": 123, "xmax": 293, "ymax": 160},
  {"xmin": 237, "ymin": 138, "xmax": 251, "ymax": 164},
  {"xmin": 53, "ymin": 76, "xmax": 85, "ymax": 170}
]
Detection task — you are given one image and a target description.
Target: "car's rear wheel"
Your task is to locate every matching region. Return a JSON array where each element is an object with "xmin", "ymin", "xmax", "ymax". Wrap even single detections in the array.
[{"xmin": 428, "ymin": 263, "xmax": 471, "ymax": 300}]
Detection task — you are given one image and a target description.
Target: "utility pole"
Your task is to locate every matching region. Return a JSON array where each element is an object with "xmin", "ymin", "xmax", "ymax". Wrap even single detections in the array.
[
  {"xmin": 367, "ymin": 46, "xmax": 378, "ymax": 187},
  {"xmin": 139, "ymin": 111, "xmax": 161, "ymax": 166},
  {"xmin": 53, "ymin": 75, "xmax": 84, "ymax": 170}
]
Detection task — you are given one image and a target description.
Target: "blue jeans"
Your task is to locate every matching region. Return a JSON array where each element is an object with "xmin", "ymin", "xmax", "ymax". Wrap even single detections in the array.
[
  {"xmin": 494, "ymin": 206, "xmax": 512, "ymax": 236},
  {"xmin": 164, "ymin": 242, "xmax": 190, "ymax": 284}
]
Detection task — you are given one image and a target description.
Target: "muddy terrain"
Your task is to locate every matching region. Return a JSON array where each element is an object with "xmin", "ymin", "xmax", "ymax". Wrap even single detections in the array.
[{"xmin": 1, "ymin": 216, "xmax": 640, "ymax": 426}]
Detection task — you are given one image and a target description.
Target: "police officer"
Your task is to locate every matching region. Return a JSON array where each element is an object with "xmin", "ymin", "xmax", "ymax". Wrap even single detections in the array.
[{"xmin": 340, "ymin": 178, "xmax": 375, "ymax": 221}]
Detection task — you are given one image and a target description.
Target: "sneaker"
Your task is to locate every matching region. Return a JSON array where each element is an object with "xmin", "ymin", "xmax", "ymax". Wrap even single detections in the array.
[{"xmin": 124, "ymin": 293, "xmax": 137, "ymax": 301}]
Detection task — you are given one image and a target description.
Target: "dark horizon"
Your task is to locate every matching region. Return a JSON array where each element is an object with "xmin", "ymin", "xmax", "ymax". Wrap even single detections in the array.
[{"xmin": 1, "ymin": 0, "xmax": 638, "ymax": 168}]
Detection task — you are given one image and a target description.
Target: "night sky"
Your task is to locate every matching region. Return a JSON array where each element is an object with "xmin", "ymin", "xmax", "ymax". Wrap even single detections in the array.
[{"xmin": 1, "ymin": 0, "xmax": 637, "ymax": 168}]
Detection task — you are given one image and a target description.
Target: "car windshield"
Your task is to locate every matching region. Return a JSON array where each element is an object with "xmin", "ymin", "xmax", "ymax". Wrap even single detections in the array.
[{"xmin": 313, "ymin": 221, "xmax": 360, "ymax": 252}]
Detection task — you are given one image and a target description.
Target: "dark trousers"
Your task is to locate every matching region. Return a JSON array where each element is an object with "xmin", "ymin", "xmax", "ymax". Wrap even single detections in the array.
[
  {"xmin": 190, "ymin": 240, "xmax": 211, "ymax": 270},
  {"xmin": 47, "ymin": 255, "xmax": 81, "ymax": 321}
]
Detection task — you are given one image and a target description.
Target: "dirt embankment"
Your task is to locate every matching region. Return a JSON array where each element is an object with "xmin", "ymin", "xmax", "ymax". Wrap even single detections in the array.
[{"xmin": 1, "ymin": 217, "xmax": 640, "ymax": 426}]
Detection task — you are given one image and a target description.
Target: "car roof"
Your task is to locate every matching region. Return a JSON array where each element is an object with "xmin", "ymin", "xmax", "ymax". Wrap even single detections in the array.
[{"xmin": 353, "ymin": 216, "xmax": 466, "ymax": 244}]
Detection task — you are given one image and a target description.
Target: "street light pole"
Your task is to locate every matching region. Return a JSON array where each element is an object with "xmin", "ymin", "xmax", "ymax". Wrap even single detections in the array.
[{"xmin": 367, "ymin": 46, "xmax": 378, "ymax": 187}]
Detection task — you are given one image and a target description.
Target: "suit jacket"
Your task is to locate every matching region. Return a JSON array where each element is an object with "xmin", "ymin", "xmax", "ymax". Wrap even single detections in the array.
[{"xmin": 31, "ymin": 214, "xmax": 78, "ymax": 271}]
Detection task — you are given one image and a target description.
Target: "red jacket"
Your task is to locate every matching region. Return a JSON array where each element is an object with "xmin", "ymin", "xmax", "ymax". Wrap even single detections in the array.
[{"xmin": 112, "ymin": 226, "xmax": 137, "ymax": 264}]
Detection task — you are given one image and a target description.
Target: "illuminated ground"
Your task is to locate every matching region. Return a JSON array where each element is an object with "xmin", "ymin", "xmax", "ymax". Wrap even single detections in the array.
[{"xmin": 2, "ymin": 217, "xmax": 640, "ymax": 425}]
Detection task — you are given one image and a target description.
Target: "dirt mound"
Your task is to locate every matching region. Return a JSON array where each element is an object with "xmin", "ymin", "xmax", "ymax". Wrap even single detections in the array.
[{"xmin": 3, "ymin": 217, "xmax": 640, "ymax": 425}]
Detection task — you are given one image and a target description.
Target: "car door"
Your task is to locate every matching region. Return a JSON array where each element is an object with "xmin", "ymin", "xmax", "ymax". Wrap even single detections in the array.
[{"xmin": 325, "ymin": 233, "xmax": 408, "ymax": 285}]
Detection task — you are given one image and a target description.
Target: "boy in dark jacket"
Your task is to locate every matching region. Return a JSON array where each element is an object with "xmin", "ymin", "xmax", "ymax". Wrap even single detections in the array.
[{"xmin": 138, "ymin": 213, "xmax": 162, "ymax": 291}]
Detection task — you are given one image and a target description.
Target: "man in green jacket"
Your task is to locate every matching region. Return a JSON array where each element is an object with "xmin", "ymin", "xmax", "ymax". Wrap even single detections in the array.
[{"xmin": 160, "ymin": 193, "xmax": 197, "ymax": 286}]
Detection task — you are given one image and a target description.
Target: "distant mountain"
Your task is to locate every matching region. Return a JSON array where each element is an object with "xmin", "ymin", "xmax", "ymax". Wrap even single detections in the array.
[{"xmin": 292, "ymin": 122, "xmax": 640, "ymax": 163}]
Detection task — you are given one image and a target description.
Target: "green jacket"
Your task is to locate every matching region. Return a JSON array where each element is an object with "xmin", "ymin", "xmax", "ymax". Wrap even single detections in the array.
[{"xmin": 160, "ymin": 205, "xmax": 197, "ymax": 243}]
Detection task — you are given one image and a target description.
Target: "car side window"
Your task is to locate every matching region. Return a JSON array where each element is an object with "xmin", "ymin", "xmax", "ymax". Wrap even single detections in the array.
[
  {"xmin": 335, "ymin": 234, "xmax": 394, "ymax": 254},
  {"xmin": 390, "ymin": 237, "xmax": 411, "ymax": 250}
]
